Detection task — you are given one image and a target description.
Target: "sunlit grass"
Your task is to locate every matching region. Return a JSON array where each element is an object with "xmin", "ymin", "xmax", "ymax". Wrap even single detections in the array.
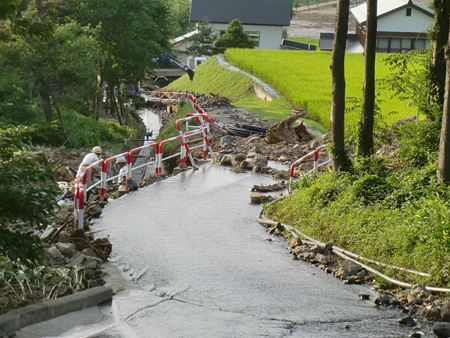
[{"xmin": 225, "ymin": 49, "xmax": 416, "ymax": 129}]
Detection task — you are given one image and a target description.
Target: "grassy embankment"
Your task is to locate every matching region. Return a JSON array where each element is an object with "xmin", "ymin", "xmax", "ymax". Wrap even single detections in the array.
[
  {"xmin": 167, "ymin": 50, "xmax": 448, "ymax": 288},
  {"xmin": 168, "ymin": 49, "xmax": 415, "ymax": 132}
]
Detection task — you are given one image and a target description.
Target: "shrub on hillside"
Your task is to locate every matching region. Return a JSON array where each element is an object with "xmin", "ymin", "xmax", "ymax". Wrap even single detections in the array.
[{"xmin": 0, "ymin": 126, "xmax": 59, "ymax": 265}]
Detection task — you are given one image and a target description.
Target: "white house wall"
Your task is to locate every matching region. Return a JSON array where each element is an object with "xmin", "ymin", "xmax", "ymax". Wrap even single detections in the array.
[
  {"xmin": 212, "ymin": 23, "xmax": 283, "ymax": 50},
  {"xmin": 377, "ymin": 8, "xmax": 433, "ymax": 33},
  {"xmin": 173, "ymin": 40, "xmax": 194, "ymax": 64}
]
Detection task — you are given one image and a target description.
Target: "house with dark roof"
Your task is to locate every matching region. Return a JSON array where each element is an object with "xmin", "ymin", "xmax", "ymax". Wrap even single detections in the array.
[
  {"xmin": 350, "ymin": 0, "xmax": 434, "ymax": 53},
  {"xmin": 190, "ymin": 0, "xmax": 292, "ymax": 50}
]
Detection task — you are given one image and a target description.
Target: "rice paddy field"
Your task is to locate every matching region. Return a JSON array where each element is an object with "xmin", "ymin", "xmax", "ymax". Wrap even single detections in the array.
[{"xmin": 224, "ymin": 48, "xmax": 416, "ymax": 129}]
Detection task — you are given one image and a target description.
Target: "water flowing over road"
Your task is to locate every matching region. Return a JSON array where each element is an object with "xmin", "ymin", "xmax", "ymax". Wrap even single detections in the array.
[{"xmin": 45, "ymin": 162, "xmax": 419, "ymax": 338}]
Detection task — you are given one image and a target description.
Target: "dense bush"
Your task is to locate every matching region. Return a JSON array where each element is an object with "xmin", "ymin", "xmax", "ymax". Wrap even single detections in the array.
[
  {"xmin": 0, "ymin": 126, "xmax": 60, "ymax": 265},
  {"xmin": 267, "ymin": 120, "xmax": 450, "ymax": 286}
]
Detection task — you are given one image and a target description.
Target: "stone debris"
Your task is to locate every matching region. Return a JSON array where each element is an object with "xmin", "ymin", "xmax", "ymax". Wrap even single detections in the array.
[
  {"xmin": 251, "ymin": 182, "xmax": 286, "ymax": 192},
  {"xmin": 249, "ymin": 193, "xmax": 272, "ymax": 204},
  {"xmin": 260, "ymin": 217, "xmax": 450, "ymax": 335}
]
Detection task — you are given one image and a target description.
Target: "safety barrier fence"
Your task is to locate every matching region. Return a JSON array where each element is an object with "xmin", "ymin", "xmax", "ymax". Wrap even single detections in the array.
[
  {"xmin": 74, "ymin": 91, "xmax": 215, "ymax": 229},
  {"xmin": 288, "ymin": 144, "xmax": 331, "ymax": 194}
]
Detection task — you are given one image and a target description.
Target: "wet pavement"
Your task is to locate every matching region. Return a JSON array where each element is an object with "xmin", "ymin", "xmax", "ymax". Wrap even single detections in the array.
[{"xmin": 16, "ymin": 163, "xmax": 427, "ymax": 337}]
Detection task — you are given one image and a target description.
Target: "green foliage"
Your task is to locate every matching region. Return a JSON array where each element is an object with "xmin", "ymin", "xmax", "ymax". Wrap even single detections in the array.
[
  {"xmin": 61, "ymin": 111, "xmax": 138, "ymax": 149},
  {"xmin": 0, "ymin": 126, "xmax": 59, "ymax": 265},
  {"xmin": 67, "ymin": 0, "xmax": 171, "ymax": 87},
  {"xmin": 1, "ymin": 16, "xmax": 100, "ymax": 121},
  {"xmin": 168, "ymin": 0, "xmax": 196, "ymax": 39},
  {"xmin": 0, "ymin": 254, "xmax": 86, "ymax": 306},
  {"xmin": 393, "ymin": 120, "xmax": 440, "ymax": 167},
  {"xmin": 212, "ymin": 19, "xmax": 255, "ymax": 55},
  {"xmin": 351, "ymin": 174, "xmax": 393, "ymax": 205},
  {"xmin": 167, "ymin": 57, "xmax": 254, "ymax": 101},
  {"xmin": 0, "ymin": 0, "xmax": 53, "ymax": 41},
  {"xmin": 166, "ymin": 56, "xmax": 315, "ymax": 124},
  {"xmin": 267, "ymin": 149, "xmax": 450, "ymax": 286},
  {"xmin": 382, "ymin": 50, "xmax": 435, "ymax": 120},
  {"xmin": 186, "ymin": 18, "xmax": 218, "ymax": 57}
]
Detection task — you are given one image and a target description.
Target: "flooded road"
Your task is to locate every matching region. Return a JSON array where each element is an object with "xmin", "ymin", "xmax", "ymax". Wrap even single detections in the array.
[{"xmin": 48, "ymin": 162, "xmax": 421, "ymax": 337}]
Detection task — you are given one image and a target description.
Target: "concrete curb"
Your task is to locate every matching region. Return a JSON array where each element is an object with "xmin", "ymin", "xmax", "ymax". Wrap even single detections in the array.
[{"xmin": 0, "ymin": 286, "xmax": 113, "ymax": 336}]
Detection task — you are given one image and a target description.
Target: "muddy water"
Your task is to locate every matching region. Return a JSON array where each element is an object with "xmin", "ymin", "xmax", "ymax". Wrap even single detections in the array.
[{"xmin": 139, "ymin": 106, "xmax": 161, "ymax": 139}]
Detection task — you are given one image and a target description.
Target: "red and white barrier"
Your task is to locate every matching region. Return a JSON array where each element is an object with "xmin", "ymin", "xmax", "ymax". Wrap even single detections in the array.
[
  {"xmin": 100, "ymin": 152, "xmax": 129, "ymax": 198},
  {"xmin": 156, "ymin": 134, "xmax": 183, "ymax": 174},
  {"xmin": 74, "ymin": 180, "xmax": 85, "ymax": 229},
  {"xmin": 176, "ymin": 115, "xmax": 213, "ymax": 162},
  {"xmin": 74, "ymin": 91, "xmax": 216, "ymax": 227},
  {"xmin": 128, "ymin": 142, "xmax": 159, "ymax": 175},
  {"xmin": 288, "ymin": 144, "xmax": 330, "ymax": 193}
]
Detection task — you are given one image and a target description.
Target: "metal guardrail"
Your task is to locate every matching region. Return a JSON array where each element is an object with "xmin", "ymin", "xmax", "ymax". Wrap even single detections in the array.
[{"xmin": 74, "ymin": 92, "xmax": 215, "ymax": 229}]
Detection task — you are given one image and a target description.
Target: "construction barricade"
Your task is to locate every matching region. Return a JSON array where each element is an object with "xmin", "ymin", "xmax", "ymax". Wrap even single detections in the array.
[
  {"xmin": 74, "ymin": 91, "xmax": 216, "ymax": 228},
  {"xmin": 288, "ymin": 144, "xmax": 331, "ymax": 194}
]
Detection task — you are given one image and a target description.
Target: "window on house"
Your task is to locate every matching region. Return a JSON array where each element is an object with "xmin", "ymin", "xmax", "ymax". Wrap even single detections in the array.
[
  {"xmin": 414, "ymin": 39, "xmax": 426, "ymax": 50},
  {"xmin": 377, "ymin": 38, "xmax": 389, "ymax": 53},
  {"xmin": 390, "ymin": 38, "xmax": 401, "ymax": 53},
  {"xmin": 401, "ymin": 38, "xmax": 412, "ymax": 52},
  {"xmin": 406, "ymin": 8, "xmax": 412, "ymax": 16},
  {"xmin": 245, "ymin": 31, "xmax": 260, "ymax": 47}
]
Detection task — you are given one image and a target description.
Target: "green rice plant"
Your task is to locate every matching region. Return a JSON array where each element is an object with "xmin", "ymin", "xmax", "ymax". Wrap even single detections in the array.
[
  {"xmin": 224, "ymin": 49, "xmax": 416, "ymax": 129},
  {"xmin": 166, "ymin": 55, "xmax": 330, "ymax": 131}
]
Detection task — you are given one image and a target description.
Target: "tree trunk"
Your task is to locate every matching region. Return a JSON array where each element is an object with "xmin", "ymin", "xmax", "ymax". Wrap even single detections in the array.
[
  {"xmin": 360, "ymin": 0, "xmax": 377, "ymax": 157},
  {"xmin": 437, "ymin": 37, "xmax": 450, "ymax": 183},
  {"xmin": 430, "ymin": 0, "xmax": 450, "ymax": 109},
  {"xmin": 38, "ymin": 79, "xmax": 53, "ymax": 123},
  {"xmin": 330, "ymin": 0, "xmax": 349, "ymax": 171},
  {"xmin": 110, "ymin": 87, "xmax": 122, "ymax": 125},
  {"xmin": 54, "ymin": 102, "xmax": 70, "ymax": 145}
]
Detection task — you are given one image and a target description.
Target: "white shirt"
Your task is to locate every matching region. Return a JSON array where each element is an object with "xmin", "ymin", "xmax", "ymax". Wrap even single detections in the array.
[
  {"xmin": 77, "ymin": 153, "xmax": 100, "ymax": 177},
  {"xmin": 118, "ymin": 165, "xmax": 128, "ymax": 184}
]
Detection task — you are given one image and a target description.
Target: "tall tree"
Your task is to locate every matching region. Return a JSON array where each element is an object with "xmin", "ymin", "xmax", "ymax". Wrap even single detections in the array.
[
  {"xmin": 186, "ymin": 18, "xmax": 218, "ymax": 57},
  {"xmin": 437, "ymin": 33, "xmax": 450, "ymax": 183},
  {"xmin": 330, "ymin": 0, "xmax": 349, "ymax": 171},
  {"xmin": 66, "ymin": 0, "xmax": 171, "ymax": 119},
  {"xmin": 430, "ymin": 0, "xmax": 450, "ymax": 109},
  {"xmin": 212, "ymin": 19, "xmax": 254, "ymax": 55},
  {"xmin": 6, "ymin": 20, "xmax": 100, "ymax": 123},
  {"xmin": 360, "ymin": 0, "xmax": 377, "ymax": 157}
]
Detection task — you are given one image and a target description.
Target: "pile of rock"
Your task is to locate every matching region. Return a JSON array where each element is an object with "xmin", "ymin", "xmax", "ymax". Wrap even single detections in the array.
[
  {"xmin": 375, "ymin": 285, "xmax": 450, "ymax": 336},
  {"xmin": 264, "ymin": 219, "xmax": 450, "ymax": 337},
  {"xmin": 195, "ymin": 93, "xmax": 233, "ymax": 109}
]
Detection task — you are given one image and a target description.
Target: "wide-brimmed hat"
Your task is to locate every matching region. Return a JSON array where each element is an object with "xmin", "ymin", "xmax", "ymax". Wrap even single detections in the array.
[{"xmin": 92, "ymin": 146, "xmax": 103, "ymax": 154}]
